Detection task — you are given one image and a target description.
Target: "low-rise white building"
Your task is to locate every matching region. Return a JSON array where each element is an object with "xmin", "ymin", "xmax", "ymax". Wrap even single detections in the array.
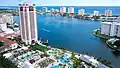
[
  {"xmin": 0, "ymin": 14, "xmax": 13, "ymax": 25},
  {"xmin": 2, "ymin": 28, "xmax": 14, "ymax": 34},
  {"xmin": 68, "ymin": 7, "xmax": 74, "ymax": 13},
  {"xmin": 0, "ymin": 23, "xmax": 7, "ymax": 30},
  {"xmin": 2, "ymin": 14, "xmax": 13, "ymax": 24}
]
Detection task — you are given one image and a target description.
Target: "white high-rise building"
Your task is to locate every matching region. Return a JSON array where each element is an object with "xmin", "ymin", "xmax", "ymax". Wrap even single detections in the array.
[
  {"xmin": 60, "ymin": 7, "xmax": 66, "ymax": 13},
  {"xmin": 51, "ymin": 8, "xmax": 55, "ymax": 12},
  {"xmin": 101, "ymin": 17, "xmax": 120, "ymax": 37},
  {"xmin": 93, "ymin": 10, "xmax": 99, "ymax": 16},
  {"xmin": 19, "ymin": 3, "xmax": 38, "ymax": 44},
  {"xmin": 105, "ymin": 10, "xmax": 112, "ymax": 17},
  {"xmin": 78, "ymin": 9, "xmax": 85, "ymax": 16},
  {"xmin": 0, "ymin": 14, "xmax": 13, "ymax": 24},
  {"xmin": 42, "ymin": 7, "xmax": 48, "ymax": 12},
  {"xmin": 101, "ymin": 22, "xmax": 112, "ymax": 35},
  {"xmin": 68, "ymin": 7, "xmax": 74, "ymax": 13}
]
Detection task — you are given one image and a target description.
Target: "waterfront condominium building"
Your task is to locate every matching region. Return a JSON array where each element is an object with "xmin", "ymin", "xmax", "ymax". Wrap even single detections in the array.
[
  {"xmin": 51, "ymin": 8, "xmax": 55, "ymax": 12},
  {"xmin": 42, "ymin": 7, "xmax": 48, "ymax": 12},
  {"xmin": 60, "ymin": 7, "xmax": 66, "ymax": 13},
  {"xmin": 117, "ymin": 17, "xmax": 120, "ymax": 23},
  {"xmin": 105, "ymin": 9, "xmax": 112, "ymax": 17},
  {"xmin": 19, "ymin": 3, "xmax": 38, "ymax": 44},
  {"xmin": 101, "ymin": 17, "xmax": 120, "ymax": 37},
  {"xmin": 78, "ymin": 9, "xmax": 85, "ymax": 16},
  {"xmin": 101, "ymin": 22, "xmax": 112, "ymax": 35},
  {"xmin": 68, "ymin": 7, "xmax": 74, "ymax": 14},
  {"xmin": 93, "ymin": 10, "xmax": 99, "ymax": 16}
]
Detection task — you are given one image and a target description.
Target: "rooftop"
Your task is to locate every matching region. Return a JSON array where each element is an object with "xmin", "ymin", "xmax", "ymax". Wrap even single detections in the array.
[
  {"xmin": 0, "ymin": 35, "xmax": 16, "ymax": 48},
  {"xmin": 116, "ymin": 23, "xmax": 120, "ymax": 25},
  {"xmin": 101, "ymin": 22, "xmax": 112, "ymax": 24}
]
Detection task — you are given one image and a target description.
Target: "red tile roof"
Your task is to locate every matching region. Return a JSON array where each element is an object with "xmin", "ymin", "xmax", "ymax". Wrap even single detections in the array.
[
  {"xmin": 0, "ymin": 35, "xmax": 16, "ymax": 49},
  {"xmin": 4, "ymin": 33, "xmax": 18, "ymax": 38}
]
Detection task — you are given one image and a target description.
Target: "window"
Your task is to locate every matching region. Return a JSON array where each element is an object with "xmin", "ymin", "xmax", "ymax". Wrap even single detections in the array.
[
  {"xmin": 20, "ymin": 7, "xmax": 23, "ymax": 11},
  {"xmin": 29, "ymin": 6, "xmax": 34, "ymax": 11}
]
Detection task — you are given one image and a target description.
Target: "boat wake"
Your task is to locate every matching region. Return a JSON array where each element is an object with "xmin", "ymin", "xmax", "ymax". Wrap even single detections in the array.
[{"xmin": 42, "ymin": 28, "xmax": 50, "ymax": 32}]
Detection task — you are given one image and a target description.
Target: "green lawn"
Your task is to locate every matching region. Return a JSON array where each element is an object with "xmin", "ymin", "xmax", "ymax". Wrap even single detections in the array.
[
  {"xmin": 30, "ymin": 43, "xmax": 49, "ymax": 52},
  {"xmin": 0, "ymin": 55, "xmax": 18, "ymax": 68},
  {"xmin": 93, "ymin": 29, "xmax": 113, "ymax": 40}
]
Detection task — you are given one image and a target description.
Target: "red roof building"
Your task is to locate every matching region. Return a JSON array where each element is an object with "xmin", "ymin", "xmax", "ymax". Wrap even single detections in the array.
[{"xmin": 0, "ymin": 35, "xmax": 18, "ymax": 52}]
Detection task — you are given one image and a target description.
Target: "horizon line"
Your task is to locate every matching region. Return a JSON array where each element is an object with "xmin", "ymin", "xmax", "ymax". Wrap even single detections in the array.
[{"xmin": 0, "ymin": 5, "xmax": 120, "ymax": 7}]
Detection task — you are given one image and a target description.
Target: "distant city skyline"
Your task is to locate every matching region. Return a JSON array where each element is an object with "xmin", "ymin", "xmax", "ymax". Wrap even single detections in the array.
[{"xmin": 0, "ymin": 0, "xmax": 120, "ymax": 6}]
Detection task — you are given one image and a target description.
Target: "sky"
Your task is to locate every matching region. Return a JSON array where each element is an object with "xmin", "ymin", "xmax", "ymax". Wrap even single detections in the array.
[{"xmin": 0, "ymin": 0, "xmax": 120, "ymax": 6}]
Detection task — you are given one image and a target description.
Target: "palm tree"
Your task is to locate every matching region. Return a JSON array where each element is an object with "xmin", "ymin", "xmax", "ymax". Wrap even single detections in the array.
[
  {"xmin": 59, "ymin": 63, "xmax": 63, "ymax": 67},
  {"xmin": 114, "ymin": 35, "xmax": 118, "ymax": 38}
]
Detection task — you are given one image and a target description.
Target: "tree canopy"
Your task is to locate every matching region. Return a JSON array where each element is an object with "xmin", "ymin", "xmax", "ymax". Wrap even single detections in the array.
[
  {"xmin": 0, "ymin": 41, "xmax": 4, "ymax": 47},
  {"xmin": 113, "ymin": 40, "xmax": 120, "ymax": 46},
  {"xmin": 0, "ymin": 56, "xmax": 18, "ymax": 68}
]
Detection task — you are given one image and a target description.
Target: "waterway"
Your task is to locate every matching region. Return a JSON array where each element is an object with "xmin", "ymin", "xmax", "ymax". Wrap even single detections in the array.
[{"xmin": 14, "ymin": 14, "xmax": 120, "ymax": 68}]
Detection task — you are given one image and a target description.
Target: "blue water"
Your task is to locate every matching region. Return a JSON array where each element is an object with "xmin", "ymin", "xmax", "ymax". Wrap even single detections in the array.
[
  {"xmin": 12, "ymin": 6, "xmax": 120, "ymax": 68},
  {"xmin": 52, "ymin": 53, "xmax": 72, "ymax": 68},
  {"xmin": 13, "ymin": 14, "xmax": 120, "ymax": 68}
]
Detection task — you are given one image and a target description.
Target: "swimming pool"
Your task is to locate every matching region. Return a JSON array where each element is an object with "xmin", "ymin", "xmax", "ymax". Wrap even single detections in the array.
[
  {"xmin": 50, "ymin": 65, "xmax": 60, "ymax": 68},
  {"xmin": 24, "ymin": 55, "xmax": 31, "ymax": 59},
  {"xmin": 59, "ymin": 54, "xmax": 68, "ymax": 63}
]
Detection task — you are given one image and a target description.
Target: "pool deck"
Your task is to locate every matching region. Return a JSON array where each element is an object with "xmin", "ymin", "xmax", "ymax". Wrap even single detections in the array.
[{"xmin": 106, "ymin": 39, "xmax": 120, "ymax": 51}]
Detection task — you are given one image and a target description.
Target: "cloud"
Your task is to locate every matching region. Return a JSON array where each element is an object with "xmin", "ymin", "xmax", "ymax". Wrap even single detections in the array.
[{"xmin": 18, "ymin": 0, "xmax": 35, "ymax": 3}]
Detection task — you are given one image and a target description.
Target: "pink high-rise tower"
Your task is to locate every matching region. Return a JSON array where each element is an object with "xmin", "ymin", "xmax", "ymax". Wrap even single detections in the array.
[{"xmin": 19, "ymin": 3, "xmax": 38, "ymax": 44}]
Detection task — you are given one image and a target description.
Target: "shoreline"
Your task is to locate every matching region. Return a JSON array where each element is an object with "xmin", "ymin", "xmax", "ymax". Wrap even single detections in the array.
[
  {"xmin": 38, "ymin": 41, "xmax": 113, "ymax": 68},
  {"xmin": 93, "ymin": 29, "xmax": 113, "ymax": 40},
  {"xmin": 93, "ymin": 29, "xmax": 120, "ymax": 52},
  {"xmin": 37, "ymin": 11, "xmax": 119, "ymax": 21},
  {"xmin": 0, "ymin": 8, "xmax": 116, "ymax": 68}
]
